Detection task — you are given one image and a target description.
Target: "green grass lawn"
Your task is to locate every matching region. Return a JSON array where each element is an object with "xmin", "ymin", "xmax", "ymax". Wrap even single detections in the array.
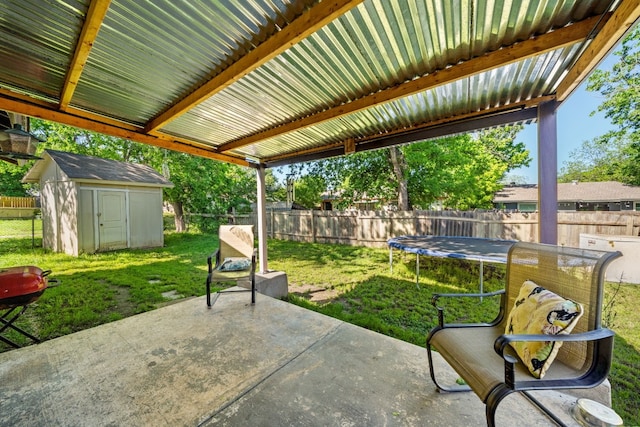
[{"xmin": 1, "ymin": 227, "xmax": 638, "ymax": 424}]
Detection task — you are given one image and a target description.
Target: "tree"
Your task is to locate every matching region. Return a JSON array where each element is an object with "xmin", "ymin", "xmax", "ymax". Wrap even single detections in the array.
[
  {"xmin": 293, "ymin": 175, "xmax": 327, "ymax": 209},
  {"xmin": 558, "ymin": 137, "xmax": 629, "ymax": 183},
  {"xmin": 265, "ymin": 169, "xmax": 286, "ymax": 202},
  {"xmin": 582, "ymin": 26, "xmax": 640, "ymax": 184},
  {"xmin": 158, "ymin": 151, "xmax": 255, "ymax": 232},
  {"xmin": 301, "ymin": 125, "xmax": 529, "ymax": 210},
  {"xmin": 0, "ymin": 161, "xmax": 31, "ymax": 196},
  {"xmin": 26, "ymin": 120, "xmax": 256, "ymax": 232},
  {"xmin": 404, "ymin": 126, "xmax": 528, "ymax": 209},
  {"xmin": 32, "ymin": 119, "xmax": 148, "ymax": 162}
]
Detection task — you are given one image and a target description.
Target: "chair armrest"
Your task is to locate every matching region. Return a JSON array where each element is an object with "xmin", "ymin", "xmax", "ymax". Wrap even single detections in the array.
[
  {"xmin": 431, "ymin": 289, "xmax": 505, "ymax": 307},
  {"xmin": 494, "ymin": 328, "xmax": 615, "ymax": 390},
  {"xmin": 495, "ymin": 328, "xmax": 615, "ymax": 352},
  {"xmin": 207, "ymin": 249, "xmax": 221, "ymax": 274},
  {"xmin": 431, "ymin": 289, "xmax": 505, "ymax": 328}
]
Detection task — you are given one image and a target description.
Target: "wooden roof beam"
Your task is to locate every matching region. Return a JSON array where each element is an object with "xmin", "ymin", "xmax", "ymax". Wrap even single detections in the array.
[
  {"xmin": 0, "ymin": 97, "xmax": 249, "ymax": 166},
  {"xmin": 144, "ymin": 0, "xmax": 364, "ymax": 133},
  {"xmin": 59, "ymin": 0, "xmax": 112, "ymax": 111},
  {"xmin": 217, "ymin": 14, "xmax": 606, "ymax": 153},
  {"xmin": 263, "ymin": 95, "xmax": 554, "ymax": 167},
  {"xmin": 556, "ymin": 0, "xmax": 640, "ymax": 101}
]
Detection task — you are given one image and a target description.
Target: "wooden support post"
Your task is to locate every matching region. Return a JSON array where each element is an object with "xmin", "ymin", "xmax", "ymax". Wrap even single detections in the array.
[{"xmin": 256, "ymin": 164, "xmax": 268, "ymax": 273}]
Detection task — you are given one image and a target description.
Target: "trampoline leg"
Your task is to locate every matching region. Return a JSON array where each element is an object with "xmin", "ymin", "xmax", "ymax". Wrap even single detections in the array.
[
  {"xmin": 415, "ymin": 254, "xmax": 420, "ymax": 289},
  {"xmin": 480, "ymin": 260, "xmax": 484, "ymax": 302}
]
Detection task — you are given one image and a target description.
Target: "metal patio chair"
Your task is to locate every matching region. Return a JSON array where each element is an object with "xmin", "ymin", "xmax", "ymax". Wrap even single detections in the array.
[
  {"xmin": 205, "ymin": 225, "xmax": 257, "ymax": 307},
  {"xmin": 426, "ymin": 242, "xmax": 621, "ymax": 426}
]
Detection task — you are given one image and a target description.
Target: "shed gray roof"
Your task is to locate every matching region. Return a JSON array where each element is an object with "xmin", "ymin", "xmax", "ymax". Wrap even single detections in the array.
[
  {"xmin": 23, "ymin": 150, "xmax": 173, "ymax": 187},
  {"xmin": 1, "ymin": 1, "xmax": 638, "ymax": 168},
  {"xmin": 493, "ymin": 181, "xmax": 640, "ymax": 203}
]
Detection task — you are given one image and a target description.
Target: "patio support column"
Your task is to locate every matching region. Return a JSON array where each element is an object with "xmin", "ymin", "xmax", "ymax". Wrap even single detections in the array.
[
  {"xmin": 537, "ymin": 100, "xmax": 558, "ymax": 244},
  {"xmin": 256, "ymin": 164, "xmax": 268, "ymax": 273}
]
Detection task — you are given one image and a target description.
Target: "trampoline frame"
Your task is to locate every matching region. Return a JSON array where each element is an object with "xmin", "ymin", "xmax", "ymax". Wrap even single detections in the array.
[{"xmin": 387, "ymin": 236, "xmax": 516, "ymax": 294}]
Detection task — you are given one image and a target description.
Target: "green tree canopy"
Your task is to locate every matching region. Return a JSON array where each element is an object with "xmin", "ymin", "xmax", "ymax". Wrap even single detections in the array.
[
  {"xmin": 296, "ymin": 125, "xmax": 529, "ymax": 210},
  {"xmin": 558, "ymin": 137, "xmax": 629, "ymax": 183},
  {"xmin": 0, "ymin": 161, "xmax": 30, "ymax": 196},
  {"xmin": 5, "ymin": 120, "xmax": 256, "ymax": 232},
  {"xmin": 566, "ymin": 26, "xmax": 640, "ymax": 184}
]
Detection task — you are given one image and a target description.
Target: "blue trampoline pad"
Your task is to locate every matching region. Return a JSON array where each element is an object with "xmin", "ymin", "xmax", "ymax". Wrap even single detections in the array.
[{"xmin": 387, "ymin": 236, "xmax": 516, "ymax": 264}]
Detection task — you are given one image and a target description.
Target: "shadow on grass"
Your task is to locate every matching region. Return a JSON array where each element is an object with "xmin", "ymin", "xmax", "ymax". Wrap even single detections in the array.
[
  {"xmin": 610, "ymin": 334, "xmax": 640, "ymax": 426},
  {"xmin": 268, "ymin": 238, "xmax": 389, "ymax": 265},
  {"xmin": 0, "ymin": 233, "xmax": 219, "ymax": 351},
  {"xmin": 287, "ymin": 273, "xmax": 503, "ymax": 348}
]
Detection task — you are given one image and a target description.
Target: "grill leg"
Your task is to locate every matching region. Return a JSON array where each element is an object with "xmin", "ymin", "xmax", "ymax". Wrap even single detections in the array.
[{"xmin": 0, "ymin": 306, "xmax": 41, "ymax": 347}]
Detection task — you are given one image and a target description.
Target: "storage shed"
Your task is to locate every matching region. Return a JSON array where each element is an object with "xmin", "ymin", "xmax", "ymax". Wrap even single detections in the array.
[{"xmin": 23, "ymin": 150, "xmax": 173, "ymax": 256}]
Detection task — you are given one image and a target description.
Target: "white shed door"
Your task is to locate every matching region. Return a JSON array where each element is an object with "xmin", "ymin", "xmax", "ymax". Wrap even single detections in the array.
[{"xmin": 98, "ymin": 191, "xmax": 127, "ymax": 251}]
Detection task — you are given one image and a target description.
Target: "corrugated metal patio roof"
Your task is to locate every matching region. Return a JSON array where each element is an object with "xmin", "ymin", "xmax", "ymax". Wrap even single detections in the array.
[{"xmin": 1, "ymin": 0, "xmax": 639, "ymax": 168}]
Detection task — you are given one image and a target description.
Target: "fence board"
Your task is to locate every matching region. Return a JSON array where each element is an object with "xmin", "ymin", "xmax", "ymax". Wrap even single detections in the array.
[
  {"xmin": 0, "ymin": 197, "xmax": 38, "ymax": 218},
  {"xmin": 233, "ymin": 210, "xmax": 640, "ymax": 249},
  {"xmin": 0, "ymin": 196, "xmax": 36, "ymax": 208}
]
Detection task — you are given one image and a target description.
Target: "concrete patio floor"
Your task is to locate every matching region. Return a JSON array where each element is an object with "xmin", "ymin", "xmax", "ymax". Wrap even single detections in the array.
[{"xmin": 0, "ymin": 289, "xmax": 588, "ymax": 426}]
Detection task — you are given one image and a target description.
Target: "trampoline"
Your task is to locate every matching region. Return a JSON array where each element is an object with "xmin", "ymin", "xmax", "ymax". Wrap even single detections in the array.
[{"xmin": 387, "ymin": 236, "xmax": 516, "ymax": 293}]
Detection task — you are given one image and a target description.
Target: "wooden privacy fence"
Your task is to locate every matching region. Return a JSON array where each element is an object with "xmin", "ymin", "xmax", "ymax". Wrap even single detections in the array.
[
  {"xmin": 0, "ymin": 196, "xmax": 38, "ymax": 218},
  {"xmin": 230, "ymin": 210, "xmax": 640, "ymax": 249},
  {"xmin": 0, "ymin": 196, "xmax": 36, "ymax": 208}
]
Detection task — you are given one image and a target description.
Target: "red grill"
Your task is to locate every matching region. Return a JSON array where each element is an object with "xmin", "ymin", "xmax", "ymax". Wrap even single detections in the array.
[{"xmin": 0, "ymin": 266, "xmax": 54, "ymax": 348}]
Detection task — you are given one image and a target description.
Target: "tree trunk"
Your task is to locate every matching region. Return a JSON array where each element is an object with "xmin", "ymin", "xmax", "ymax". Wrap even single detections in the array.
[
  {"xmin": 171, "ymin": 201, "xmax": 186, "ymax": 232},
  {"xmin": 389, "ymin": 147, "xmax": 410, "ymax": 210}
]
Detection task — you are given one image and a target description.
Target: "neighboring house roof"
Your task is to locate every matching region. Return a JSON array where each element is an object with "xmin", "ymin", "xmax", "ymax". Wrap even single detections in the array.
[
  {"xmin": 493, "ymin": 181, "xmax": 640, "ymax": 203},
  {"xmin": 22, "ymin": 150, "xmax": 173, "ymax": 188}
]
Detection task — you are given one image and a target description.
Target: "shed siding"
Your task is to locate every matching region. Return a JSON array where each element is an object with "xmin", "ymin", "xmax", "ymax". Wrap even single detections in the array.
[
  {"xmin": 78, "ymin": 188, "xmax": 96, "ymax": 254},
  {"xmin": 40, "ymin": 180, "xmax": 57, "ymax": 252},
  {"xmin": 39, "ymin": 160, "xmax": 79, "ymax": 255},
  {"xmin": 129, "ymin": 189, "xmax": 164, "ymax": 248},
  {"xmin": 56, "ymin": 179, "xmax": 78, "ymax": 256},
  {"xmin": 39, "ymin": 161, "xmax": 58, "ymax": 252}
]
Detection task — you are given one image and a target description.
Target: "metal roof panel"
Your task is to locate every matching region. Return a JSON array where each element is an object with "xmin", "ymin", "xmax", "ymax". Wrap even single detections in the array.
[
  {"xmin": 0, "ymin": 0, "xmax": 86, "ymax": 100},
  {"xmin": 0, "ymin": 0, "xmax": 634, "ymax": 167}
]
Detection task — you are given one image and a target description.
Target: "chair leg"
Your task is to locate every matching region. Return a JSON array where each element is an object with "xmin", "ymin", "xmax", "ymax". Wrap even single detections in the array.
[
  {"xmin": 522, "ymin": 391, "xmax": 569, "ymax": 427},
  {"xmin": 251, "ymin": 274, "xmax": 256, "ymax": 304},
  {"xmin": 486, "ymin": 387, "xmax": 569, "ymax": 426},
  {"xmin": 206, "ymin": 275, "xmax": 212, "ymax": 308},
  {"xmin": 426, "ymin": 334, "xmax": 471, "ymax": 393},
  {"xmin": 0, "ymin": 334, "xmax": 20, "ymax": 348},
  {"xmin": 485, "ymin": 384, "xmax": 513, "ymax": 427},
  {"xmin": 207, "ymin": 278, "xmax": 254, "ymax": 307}
]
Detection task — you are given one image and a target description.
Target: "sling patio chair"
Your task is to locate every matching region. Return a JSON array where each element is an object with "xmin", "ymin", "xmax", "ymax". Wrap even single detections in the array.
[
  {"xmin": 426, "ymin": 241, "xmax": 621, "ymax": 426},
  {"xmin": 205, "ymin": 225, "xmax": 257, "ymax": 307}
]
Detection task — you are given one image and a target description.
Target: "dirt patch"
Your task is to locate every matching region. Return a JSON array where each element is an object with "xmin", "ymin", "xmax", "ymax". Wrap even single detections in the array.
[
  {"xmin": 109, "ymin": 285, "xmax": 137, "ymax": 317},
  {"xmin": 288, "ymin": 283, "xmax": 341, "ymax": 304}
]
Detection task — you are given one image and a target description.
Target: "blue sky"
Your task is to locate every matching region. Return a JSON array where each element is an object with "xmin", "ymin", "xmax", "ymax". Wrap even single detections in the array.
[{"xmin": 510, "ymin": 53, "xmax": 617, "ymax": 184}]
